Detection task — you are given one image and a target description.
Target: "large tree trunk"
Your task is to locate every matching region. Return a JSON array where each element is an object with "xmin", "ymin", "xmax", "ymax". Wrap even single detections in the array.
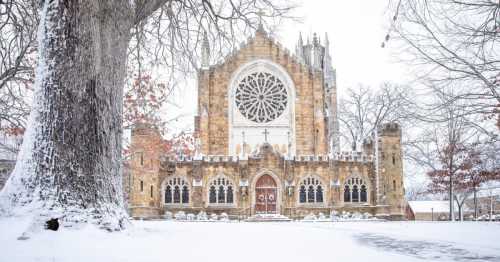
[{"xmin": 0, "ymin": 0, "xmax": 134, "ymax": 230}]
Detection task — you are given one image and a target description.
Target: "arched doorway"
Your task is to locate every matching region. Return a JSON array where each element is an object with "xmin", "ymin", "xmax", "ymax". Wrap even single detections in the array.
[{"xmin": 255, "ymin": 174, "xmax": 277, "ymax": 214}]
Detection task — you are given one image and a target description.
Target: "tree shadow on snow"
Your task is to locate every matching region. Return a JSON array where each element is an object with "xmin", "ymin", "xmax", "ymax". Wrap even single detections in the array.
[{"xmin": 356, "ymin": 234, "xmax": 500, "ymax": 262}]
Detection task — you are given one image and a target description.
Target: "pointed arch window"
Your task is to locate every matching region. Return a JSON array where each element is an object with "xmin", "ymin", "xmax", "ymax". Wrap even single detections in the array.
[
  {"xmin": 173, "ymin": 186, "xmax": 181, "ymax": 203},
  {"xmin": 298, "ymin": 176, "xmax": 324, "ymax": 204},
  {"xmin": 165, "ymin": 186, "xmax": 172, "ymax": 203},
  {"xmin": 352, "ymin": 185, "xmax": 359, "ymax": 202},
  {"xmin": 316, "ymin": 185, "xmax": 323, "ymax": 203},
  {"xmin": 299, "ymin": 185, "xmax": 307, "ymax": 203},
  {"xmin": 209, "ymin": 186, "xmax": 217, "ymax": 203},
  {"xmin": 360, "ymin": 185, "xmax": 367, "ymax": 202},
  {"xmin": 182, "ymin": 185, "xmax": 189, "ymax": 203},
  {"xmin": 344, "ymin": 185, "xmax": 351, "ymax": 202},
  {"xmin": 344, "ymin": 177, "xmax": 368, "ymax": 204},
  {"xmin": 164, "ymin": 177, "xmax": 190, "ymax": 205},
  {"xmin": 208, "ymin": 176, "xmax": 235, "ymax": 205},
  {"xmin": 227, "ymin": 186, "xmax": 234, "ymax": 203}
]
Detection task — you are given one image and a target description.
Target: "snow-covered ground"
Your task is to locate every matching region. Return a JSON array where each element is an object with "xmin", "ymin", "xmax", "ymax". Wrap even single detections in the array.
[{"xmin": 1, "ymin": 218, "xmax": 499, "ymax": 262}]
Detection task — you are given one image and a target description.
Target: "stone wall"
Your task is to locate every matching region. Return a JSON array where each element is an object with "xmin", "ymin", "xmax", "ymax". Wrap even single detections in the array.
[{"xmin": 128, "ymin": 141, "xmax": 386, "ymax": 219}]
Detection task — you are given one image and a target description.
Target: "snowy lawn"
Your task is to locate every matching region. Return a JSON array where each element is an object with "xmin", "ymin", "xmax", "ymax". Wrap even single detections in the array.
[{"xmin": 1, "ymin": 219, "xmax": 499, "ymax": 262}]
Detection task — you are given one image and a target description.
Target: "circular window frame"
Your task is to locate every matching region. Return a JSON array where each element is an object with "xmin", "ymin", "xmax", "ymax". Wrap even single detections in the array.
[{"xmin": 234, "ymin": 71, "xmax": 288, "ymax": 123}]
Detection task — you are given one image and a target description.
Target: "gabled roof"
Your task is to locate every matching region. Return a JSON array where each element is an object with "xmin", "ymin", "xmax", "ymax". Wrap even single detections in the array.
[
  {"xmin": 205, "ymin": 26, "xmax": 316, "ymax": 73},
  {"xmin": 407, "ymin": 200, "xmax": 469, "ymax": 213}
]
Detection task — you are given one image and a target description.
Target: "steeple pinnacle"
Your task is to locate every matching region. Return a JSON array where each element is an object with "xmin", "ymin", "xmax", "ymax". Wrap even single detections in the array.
[
  {"xmin": 256, "ymin": 9, "xmax": 266, "ymax": 34},
  {"xmin": 296, "ymin": 32, "xmax": 305, "ymax": 63},
  {"xmin": 201, "ymin": 31, "xmax": 210, "ymax": 68}
]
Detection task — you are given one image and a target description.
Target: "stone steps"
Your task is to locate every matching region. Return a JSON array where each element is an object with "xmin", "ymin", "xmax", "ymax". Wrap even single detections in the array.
[{"xmin": 245, "ymin": 214, "xmax": 292, "ymax": 222}]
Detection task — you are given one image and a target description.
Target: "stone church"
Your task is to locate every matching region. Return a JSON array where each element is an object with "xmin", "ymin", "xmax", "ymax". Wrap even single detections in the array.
[{"xmin": 127, "ymin": 26, "xmax": 405, "ymax": 220}]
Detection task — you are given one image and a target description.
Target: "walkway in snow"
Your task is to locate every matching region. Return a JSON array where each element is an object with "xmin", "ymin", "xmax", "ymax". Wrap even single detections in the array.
[{"xmin": 1, "ymin": 219, "xmax": 499, "ymax": 262}]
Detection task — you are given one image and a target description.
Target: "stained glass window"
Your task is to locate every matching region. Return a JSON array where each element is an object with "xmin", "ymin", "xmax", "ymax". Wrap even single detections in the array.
[
  {"xmin": 235, "ymin": 72, "xmax": 288, "ymax": 123},
  {"xmin": 299, "ymin": 177, "xmax": 324, "ymax": 204}
]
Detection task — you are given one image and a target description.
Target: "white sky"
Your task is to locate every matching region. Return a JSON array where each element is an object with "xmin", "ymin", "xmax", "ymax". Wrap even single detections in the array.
[{"xmin": 167, "ymin": 0, "xmax": 410, "ymax": 133}]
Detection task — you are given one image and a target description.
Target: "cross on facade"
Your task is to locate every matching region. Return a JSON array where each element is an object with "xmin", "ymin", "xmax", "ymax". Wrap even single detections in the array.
[
  {"xmin": 262, "ymin": 128, "xmax": 269, "ymax": 142},
  {"xmin": 256, "ymin": 9, "xmax": 266, "ymax": 31}
]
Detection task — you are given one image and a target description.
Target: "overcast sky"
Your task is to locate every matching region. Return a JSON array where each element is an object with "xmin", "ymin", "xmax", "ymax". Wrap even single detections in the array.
[
  {"xmin": 167, "ymin": 0, "xmax": 410, "ymax": 132},
  {"xmin": 278, "ymin": 0, "xmax": 408, "ymax": 89}
]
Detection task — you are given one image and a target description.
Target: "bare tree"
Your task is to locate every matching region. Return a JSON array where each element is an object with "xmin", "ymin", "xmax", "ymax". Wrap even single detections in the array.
[
  {"xmin": 0, "ymin": 0, "xmax": 38, "ymax": 153},
  {"xmin": 338, "ymin": 82, "xmax": 414, "ymax": 150},
  {"xmin": 407, "ymin": 85, "xmax": 484, "ymax": 220},
  {"xmin": 0, "ymin": 0, "xmax": 296, "ymax": 231},
  {"xmin": 385, "ymin": 0, "xmax": 500, "ymax": 131}
]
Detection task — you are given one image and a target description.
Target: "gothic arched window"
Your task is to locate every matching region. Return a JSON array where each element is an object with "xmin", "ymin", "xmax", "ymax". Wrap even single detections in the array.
[
  {"xmin": 165, "ymin": 186, "xmax": 172, "ymax": 203},
  {"xmin": 209, "ymin": 186, "xmax": 217, "ymax": 203},
  {"xmin": 208, "ymin": 176, "xmax": 235, "ymax": 205},
  {"xmin": 182, "ymin": 185, "xmax": 189, "ymax": 203},
  {"xmin": 164, "ymin": 177, "xmax": 190, "ymax": 205},
  {"xmin": 344, "ymin": 177, "xmax": 368, "ymax": 204},
  {"xmin": 218, "ymin": 185, "xmax": 225, "ymax": 203},
  {"xmin": 316, "ymin": 185, "xmax": 323, "ymax": 203},
  {"xmin": 234, "ymin": 72, "xmax": 288, "ymax": 123},
  {"xmin": 307, "ymin": 185, "xmax": 315, "ymax": 203},
  {"xmin": 299, "ymin": 185, "xmax": 307, "ymax": 203},
  {"xmin": 352, "ymin": 185, "xmax": 359, "ymax": 202},
  {"xmin": 344, "ymin": 185, "xmax": 351, "ymax": 202},
  {"xmin": 360, "ymin": 185, "xmax": 367, "ymax": 202},
  {"xmin": 227, "ymin": 186, "xmax": 234, "ymax": 203},
  {"xmin": 299, "ymin": 176, "xmax": 324, "ymax": 204},
  {"xmin": 173, "ymin": 186, "xmax": 181, "ymax": 203}
]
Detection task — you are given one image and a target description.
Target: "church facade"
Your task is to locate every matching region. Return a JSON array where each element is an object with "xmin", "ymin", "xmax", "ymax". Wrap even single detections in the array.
[{"xmin": 127, "ymin": 27, "xmax": 406, "ymax": 220}]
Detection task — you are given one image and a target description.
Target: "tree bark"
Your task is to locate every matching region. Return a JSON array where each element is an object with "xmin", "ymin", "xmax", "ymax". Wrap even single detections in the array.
[{"xmin": 0, "ymin": 0, "xmax": 134, "ymax": 230}]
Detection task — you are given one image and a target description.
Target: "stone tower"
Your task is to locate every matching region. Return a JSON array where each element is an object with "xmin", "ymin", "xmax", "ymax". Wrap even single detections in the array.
[
  {"xmin": 128, "ymin": 124, "xmax": 163, "ymax": 218},
  {"xmin": 377, "ymin": 122, "xmax": 405, "ymax": 219},
  {"xmin": 295, "ymin": 32, "xmax": 339, "ymax": 153}
]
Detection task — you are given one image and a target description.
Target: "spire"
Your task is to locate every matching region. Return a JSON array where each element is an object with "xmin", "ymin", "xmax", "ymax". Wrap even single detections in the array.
[
  {"xmin": 256, "ymin": 10, "xmax": 266, "ymax": 34},
  {"xmin": 296, "ymin": 32, "xmax": 304, "ymax": 63},
  {"xmin": 324, "ymin": 32, "xmax": 330, "ymax": 51},
  {"xmin": 298, "ymin": 32, "xmax": 304, "ymax": 46},
  {"xmin": 201, "ymin": 31, "xmax": 210, "ymax": 68},
  {"xmin": 313, "ymin": 32, "xmax": 319, "ymax": 46}
]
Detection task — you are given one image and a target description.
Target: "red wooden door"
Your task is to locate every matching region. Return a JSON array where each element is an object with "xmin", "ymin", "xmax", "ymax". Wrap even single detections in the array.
[{"xmin": 255, "ymin": 175, "xmax": 277, "ymax": 214}]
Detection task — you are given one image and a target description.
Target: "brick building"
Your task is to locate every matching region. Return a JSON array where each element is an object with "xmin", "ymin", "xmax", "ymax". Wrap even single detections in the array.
[{"xmin": 127, "ymin": 26, "xmax": 406, "ymax": 220}]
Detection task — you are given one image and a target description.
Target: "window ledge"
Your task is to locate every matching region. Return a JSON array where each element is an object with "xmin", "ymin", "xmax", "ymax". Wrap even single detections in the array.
[
  {"xmin": 207, "ymin": 204, "xmax": 237, "ymax": 208},
  {"xmin": 164, "ymin": 204, "xmax": 190, "ymax": 207}
]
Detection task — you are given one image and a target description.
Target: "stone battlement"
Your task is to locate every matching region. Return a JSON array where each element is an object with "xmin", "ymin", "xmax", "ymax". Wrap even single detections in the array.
[
  {"xmin": 378, "ymin": 122, "xmax": 401, "ymax": 137},
  {"xmin": 160, "ymin": 151, "xmax": 373, "ymax": 164}
]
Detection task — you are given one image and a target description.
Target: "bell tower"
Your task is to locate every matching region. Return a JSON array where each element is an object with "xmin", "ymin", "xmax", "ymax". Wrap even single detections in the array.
[{"xmin": 377, "ymin": 122, "xmax": 405, "ymax": 219}]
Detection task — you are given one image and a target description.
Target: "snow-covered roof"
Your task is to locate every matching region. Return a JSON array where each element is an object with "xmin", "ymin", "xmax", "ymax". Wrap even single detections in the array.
[{"xmin": 408, "ymin": 201, "xmax": 457, "ymax": 213}]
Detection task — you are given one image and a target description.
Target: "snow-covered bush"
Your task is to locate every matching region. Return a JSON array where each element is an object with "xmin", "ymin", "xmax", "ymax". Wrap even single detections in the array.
[
  {"xmin": 318, "ymin": 212, "xmax": 326, "ymax": 220},
  {"xmin": 330, "ymin": 210, "xmax": 340, "ymax": 221},
  {"xmin": 351, "ymin": 212, "xmax": 362, "ymax": 220},
  {"xmin": 197, "ymin": 211, "xmax": 208, "ymax": 221},
  {"xmin": 164, "ymin": 211, "xmax": 173, "ymax": 220},
  {"xmin": 303, "ymin": 212, "xmax": 317, "ymax": 221},
  {"xmin": 210, "ymin": 213, "xmax": 218, "ymax": 221},
  {"xmin": 186, "ymin": 213, "xmax": 196, "ymax": 221},
  {"xmin": 362, "ymin": 212, "xmax": 373, "ymax": 219},
  {"xmin": 174, "ymin": 211, "xmax": 187, "ymax": 220},
  {"xmin": 341, "ymin": 211, "xmax": 351, "ymax": 219},
  {"xmin": 219, "ymin": 212, "xmax": 229, "ymax": 221}
]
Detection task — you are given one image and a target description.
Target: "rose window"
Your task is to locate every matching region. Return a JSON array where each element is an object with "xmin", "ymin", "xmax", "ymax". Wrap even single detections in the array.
[{"xmin": 235, "ymin": 72, "xmax": 288, "ymax": 123}]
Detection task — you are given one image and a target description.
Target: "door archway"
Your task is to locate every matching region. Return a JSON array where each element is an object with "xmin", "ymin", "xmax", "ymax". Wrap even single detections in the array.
[{"xmin": 255, "ymin": 174, "xmax": 278, "ymax": 214}]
